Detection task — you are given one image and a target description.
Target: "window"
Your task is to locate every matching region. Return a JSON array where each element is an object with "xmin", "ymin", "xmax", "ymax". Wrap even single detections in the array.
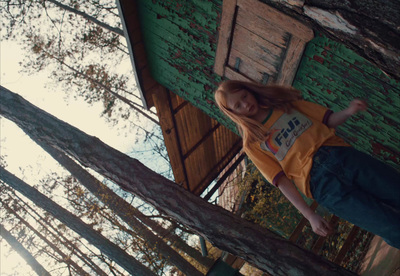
[{"xmin": 214, "ymin": 0, "xmax": 313, "ymax": 85}]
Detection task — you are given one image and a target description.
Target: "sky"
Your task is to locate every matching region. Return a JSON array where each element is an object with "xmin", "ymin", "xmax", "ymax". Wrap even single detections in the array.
[
  {"xmin": 0, "ymin": 38, "xmax": 146, "ymax": 275},
  {"xmin": 0, "ymin": 2, "xmax": 179, "ymax": 274}
]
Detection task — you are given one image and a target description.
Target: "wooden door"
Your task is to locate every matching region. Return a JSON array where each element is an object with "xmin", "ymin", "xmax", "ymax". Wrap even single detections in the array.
[{"xmin": 214, "ymin": 0, "xmax": 313, "ymax": 85}]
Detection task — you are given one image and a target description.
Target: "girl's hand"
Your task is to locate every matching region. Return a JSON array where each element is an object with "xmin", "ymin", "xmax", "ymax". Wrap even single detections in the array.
[
  {"xmin": 308, "ymin": 213, "xmax": 334, "ymax": 237},
  {"xmin": 347, "ymin": 99, "xmax": 368, "ymax": 115},
  {"xmin": 327, "ymin": 99, "xmax": 367, "ymax": 128}
]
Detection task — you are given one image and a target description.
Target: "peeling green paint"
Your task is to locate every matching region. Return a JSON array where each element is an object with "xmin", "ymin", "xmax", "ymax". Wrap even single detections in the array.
[
  {"xmin": 139, "ymin": 0, "xmax": 219, "ymax": 57},
  {"xmin": 137, "ymin": 0, "xmax": 230, "ymax": 126},
  {"xmin": 137, "ymin": 1, "xmax": 399, "ymax": 170},
  {"xmin": 294, "ymin": 32, "xmax": 400, "ymax": 169}
]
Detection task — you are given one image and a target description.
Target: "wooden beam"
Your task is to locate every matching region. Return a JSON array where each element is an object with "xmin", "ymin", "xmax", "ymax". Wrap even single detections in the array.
[
  {"xmin": 224, "ymin": 67, "xmax": 253, "ymax": 82},
  {"xmin": 334, "ymin": 226, "xmax": 360, "ymax": 264},
  {"xmin": 182, "ymin": 123, "xmax": 221, "ymax": 160},
  {"xmin": 311, "ymin": 215, "xmax": 339, "ymax": 254},
  {"xmin": 237, "ymin": 0, "xmax": 313, "ymax": 42},
  {"xmin": 214, "ymin": 0, "xmax": 237, "ymax": 76},
  {"xmin": 173, "ymin": 101, "xmax": 189, "ymax": 114},
  {"xmin": 152, "ymin": 86, "xmax": 188, "ymax": 189},
  {"xmin": 140, "ymin": 66, "xmax": 157, "ymax": 109},
  {"xmin": 118, "ymin": 0, "xmax": 141, "ymax": 44},
  {"xmin": 203, "ymin": 153, "xmax": 246, "ymax": 201},
  {"xmin": 275, "ymin": 36, "xmax": 307, "ymax": 85},
  {"xmin": 133, "ymin": 42, "xmax": 147, "ymax": 70},
  {"xmin": 289, "ymin": 201, "xmax": 318, "ymax": 243},
  {"xmin": 193, "ymin": 139, "xmax": 242, "ymax": 195}
]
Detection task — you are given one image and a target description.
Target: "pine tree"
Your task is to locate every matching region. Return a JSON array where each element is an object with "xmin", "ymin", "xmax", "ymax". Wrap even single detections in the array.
[
  {"xmin": 0, "ymin": 224, "xmax": 52, "ymax": 276},
  {"xmin": 0, "ymin": 166, "xmax": 155, "ymax": 275},
  {"xmin": 0, "ymin": 84, "xmax": 358, "ymax": 276},
  {"xmin": 33, "ymin": 136, "xmax": 209, "ymax": 275}
]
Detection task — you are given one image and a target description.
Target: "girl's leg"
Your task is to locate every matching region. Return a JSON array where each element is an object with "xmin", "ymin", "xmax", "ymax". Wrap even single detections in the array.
[
  {"xmin": 310, "ymin": 146, "xmax": 400, "ymax": 249},
  {"xmin": 333, "ymin": 147, "xmax": 400, "ymax": 209}
]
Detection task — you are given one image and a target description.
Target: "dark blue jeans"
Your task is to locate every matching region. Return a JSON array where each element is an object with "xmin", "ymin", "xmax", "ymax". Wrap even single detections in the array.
[{"xmin": 310, "ymin": 146, "xmax": 400, "ymax": 249}]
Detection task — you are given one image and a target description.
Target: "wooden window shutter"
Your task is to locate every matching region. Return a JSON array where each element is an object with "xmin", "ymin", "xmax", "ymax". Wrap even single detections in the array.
[{"xmin": 214, "ymin": 0, "xmax": 313, "ymax": 85}]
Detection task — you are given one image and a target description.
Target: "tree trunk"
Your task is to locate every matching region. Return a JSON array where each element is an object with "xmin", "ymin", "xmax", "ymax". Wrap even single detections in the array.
[
  {"xmin": 151, "ymin": 222, "xmax": 214, "ymax": 268},
  {"xmin": 11, "ymin": 191, "xmax": 109, "ymax": 276},
  {"xmin": 0, "ymin": 224, "xmax": 52, "ymax": 276},
  {"xmin": 34, "ymin": 140, "xmax": 207, "ymax": 275},
  {"xmin": 1, "ymin": 201, "xmax": 91, "ymax": 276},
  {"xmin": 0, "ymin": 167, "xmax": 155, "ymax": 276},
  {"xmin": 0, "ymin": 86, "xmax": 357, "ymax": 276},
  {"xmin": 46, "ymin": 0, "xmax": 124, "ymax": 36},
  {"xmin": 263, "ymin": 0, "xmax": 400, "ymax": 80}
]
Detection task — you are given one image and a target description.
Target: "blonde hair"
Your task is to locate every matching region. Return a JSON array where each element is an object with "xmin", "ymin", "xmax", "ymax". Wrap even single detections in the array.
[{"xmin": 214, "ymin": 80, "xmax": 301, "ymax": 148}]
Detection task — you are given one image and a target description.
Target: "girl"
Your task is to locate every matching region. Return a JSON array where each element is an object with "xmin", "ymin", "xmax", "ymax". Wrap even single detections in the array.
[{"xmin": 214, "ymin": 80, "xmax": 400, "ymax": 249}]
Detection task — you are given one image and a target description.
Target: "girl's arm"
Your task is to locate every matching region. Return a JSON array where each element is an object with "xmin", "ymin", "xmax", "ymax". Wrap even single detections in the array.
[
  {"xmin": 327, "ymin": 99, "xmax": 367, "ymax": 128},
  {"xmin": 277, "ymin": 175, "xmax": 334, "ymax": 237}
]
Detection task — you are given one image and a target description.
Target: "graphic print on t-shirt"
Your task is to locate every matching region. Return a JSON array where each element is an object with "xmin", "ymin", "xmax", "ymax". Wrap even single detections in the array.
[{"xmin": 260, "ymin": 111, "xmax": 312, "ymax": 161}]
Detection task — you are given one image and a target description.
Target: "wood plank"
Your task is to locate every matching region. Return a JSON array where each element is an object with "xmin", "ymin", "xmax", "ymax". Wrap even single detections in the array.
[
  {"xmin": 139, "ymin": 66, "xmax": 158, "ymax": 109},
  {"xmin": 289, "ymin": 201, "xmax": 318, "ymax": 243},
  {"xmin": 170, "ymin": 92, "xmax": 186, "ymax": 111},
  {"xmin": 144, "ymin": 85, "xmax": 157, "ymax": 110},
  {"xmin": 139, "ymin": 0, "xmax": 218, "ymax": 40},
  {"xmin": 224, "ymin": 67, "xmax": 253, "ymax": 82},
  {"xmin": 231, "ymin": 257, "xmax": 246, "ymax": 270},
  {"xmin": 275, "ymin": 36, "xmax": 307, "ymax": 85},
  {"xmin": 133, "ymin": 42, "xmax": 147, "ymax": 70},
  {"xmin": 228, "ymin": 48, "xmax": 278, "ymax": 83},
  {"xmin": 214, "ymin": 0, "xmax": 237, "ymax": 76},
  {"xmin": 175, "ymin": 104, "xmax": 213, "ymax": 154},
  {"xmin": 334, "ymin": 226, "xmax": 360, "ymax": 264},
  {"xmin": 224, "ymin": 254, "xmax": 246, "ymax": 270},
  {"xmin": 183, "ymin": 122, "xmax": 220, "ymax": 160},
  {"xmin": 236, "ymin": 7, "xmax": 289, "ymax": 48},
  {"xmin": 237, "ymin": 0, "xmax": 313, "ymax": 42},
  {"xmin": 141, "ymin": 31, "xmax": 218, "ymax": 89},
  {"xmin": 203, "ymin": 152, "xmax": 245, "ymax": 201},
  {"xmin": 188, "ymin": 124, "xmax": 241, "ymax": 195},
  {"xmin": 172, "ymin": 103, "xmax": 237, "ymax": 193},
  {"xmin": 311, "ymin": 215, "xmax": 339, "ymax": 254},
  {"xmin": 151, "ymin": 86, "xmax": 187, "ymax": 187},
  {"xmin": 231, "ymin": 24, "xmax": 283, "ymax": 69},
  {"xmin": 140, "ymin": 66, "xmax": 157, "ymax": 92},
  {"xmin": 174, "ymin": 106, "xmax": 192, "ymax": 154},
  {"xmin": 192, "ymin": 139, "xmax": 242, "ymax": 195},
  {"xmin": 185, "ymin": 148, "xmax": 214, "ymax": 192},
  {"xmin": 119, "ymin": 0, "xmax": 142, "ymax": 44},
  {"xmin": 137, "ymin": 4, "xmax": 221, "ymax": 89},
  {"xmin": 127, "ymin": 8, "xmax": 142, "ymax": 45}
]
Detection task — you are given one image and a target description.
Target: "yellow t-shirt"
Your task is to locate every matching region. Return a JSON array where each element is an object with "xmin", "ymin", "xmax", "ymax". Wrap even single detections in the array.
[{"xmin": 245, "ymin": 100, "xmax": 349, "ymax": 198}]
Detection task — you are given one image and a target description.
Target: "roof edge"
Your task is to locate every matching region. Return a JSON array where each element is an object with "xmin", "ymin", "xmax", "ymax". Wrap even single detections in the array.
[{"xmin": 116, "ymin": 0, "xmax": 149, "ymax": 110}]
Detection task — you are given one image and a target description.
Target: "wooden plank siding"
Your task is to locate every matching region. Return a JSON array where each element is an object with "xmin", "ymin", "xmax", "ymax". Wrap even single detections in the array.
[
  {"xmin": 169, "ymin": 90, "xmax": 241, "ymax": 195},
  {"xmin": 120, "ymin": 0, "xmax": 400, "ymax": 270},
  {"xmin": 132, "ymin": 0, "xmax": 399, "ymax": 172},
  {"xmin": 152, "ymin": 85, "xmax": 241, "ymax": 195},
  {"xmin": 118, "ymin": 0, "xmax": 242, "ymax": 197},
  {"xmin": 135, "ymin": 0, "xmax": 237, "ymax": 129},
  {"xmin": 293, "ymin": 33, "xmax": 400, "ymax": 170}
]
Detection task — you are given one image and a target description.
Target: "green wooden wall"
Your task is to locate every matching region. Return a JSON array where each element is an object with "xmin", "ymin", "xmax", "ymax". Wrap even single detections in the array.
[
  {"xmin": 294, "ymin": 33, "xmax": 400, "ymax": 169},
  {"xmin": 136, "ymin": 0, "xmax": 229, "ymax": 122},
  {"xmin": 137, "ymin": 0, "xmax": 400, "ymax": 170}
]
